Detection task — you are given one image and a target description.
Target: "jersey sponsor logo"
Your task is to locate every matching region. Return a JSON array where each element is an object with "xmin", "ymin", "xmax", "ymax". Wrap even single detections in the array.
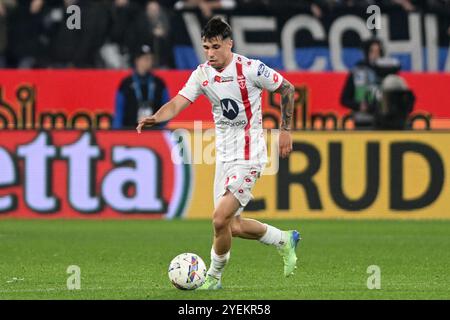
[
  {"xmin": 257, "ymin": 63, "xmax": 266, "ymax": 76},
  {"xmin": 258, "ymin": 63, "xmax": 270, "ymax": 77},
  {"xmin": 222, "ymin": 76, "xmax": 234, "ymax": 82},
  {"xmin": 214, "ymin": 75, "xmax": 234, "ymax": 83},
  {"xmin": 220, "ymin": 98, "xmax": 240, "ymax": 120},
  {"xmin": 258, "ymin": 63, "xmax": 271, "ymax": 78},
  {"xmin": 216, "ymin": 119, "xmax": 247, "ymax": 127}
]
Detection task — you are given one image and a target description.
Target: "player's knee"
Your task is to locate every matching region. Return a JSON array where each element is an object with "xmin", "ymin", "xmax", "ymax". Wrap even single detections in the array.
[{"xmin": 212, "ymin": 212, "xmax": 230, "ymax": 232}]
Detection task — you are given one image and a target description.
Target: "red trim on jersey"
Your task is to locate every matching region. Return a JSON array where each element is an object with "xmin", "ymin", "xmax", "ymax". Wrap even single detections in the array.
[
  {"xmin": 177, "ymin": 93, "xmax": 193, "ymax": 104},
  {"xmin": 274, "ymin": 75, "xmax": 284, "ymax": 91},
  {"xmin": 236, "ymin": 62, "xmax": 252, "ymax": 160}
]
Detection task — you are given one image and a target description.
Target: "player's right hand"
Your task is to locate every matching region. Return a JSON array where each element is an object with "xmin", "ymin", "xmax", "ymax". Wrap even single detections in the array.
[{"xmin": 136, "ymin": 116, "xmax": 157, "ymax": 134}]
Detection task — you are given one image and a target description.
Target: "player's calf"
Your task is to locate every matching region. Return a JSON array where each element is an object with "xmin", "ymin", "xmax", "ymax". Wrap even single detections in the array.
[{"xmin": 205, "ymin": 191, "xmax": 240, "ymax": 284}]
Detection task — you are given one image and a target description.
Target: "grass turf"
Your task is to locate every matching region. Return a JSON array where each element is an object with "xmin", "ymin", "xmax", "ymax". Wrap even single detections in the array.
[{"xmin": 0, "ymin": 219, "xmax": 449, "ymax": 300}]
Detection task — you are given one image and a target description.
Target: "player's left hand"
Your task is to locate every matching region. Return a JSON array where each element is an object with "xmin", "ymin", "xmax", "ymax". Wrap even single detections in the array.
[{"xmin": 279, "ymin": 129, "xmax": 293, "ymax": 159}]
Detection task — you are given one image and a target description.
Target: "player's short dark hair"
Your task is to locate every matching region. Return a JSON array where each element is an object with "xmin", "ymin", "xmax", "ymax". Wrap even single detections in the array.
[{"xmin": 201, "ymin": 16, "xmax": 232, "ymax": 41}]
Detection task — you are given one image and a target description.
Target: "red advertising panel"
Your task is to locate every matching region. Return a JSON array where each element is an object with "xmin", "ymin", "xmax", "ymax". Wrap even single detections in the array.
[
  {"xmin": 0, "ymin": 70, "xmax": 449, "ymax": 130},
  {"xmin": 0, "ymin": 130, "xmax": 191, "ymax": 219}
]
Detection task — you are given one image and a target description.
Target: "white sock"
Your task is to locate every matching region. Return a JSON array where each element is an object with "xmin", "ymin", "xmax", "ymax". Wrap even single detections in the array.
[
  {"xmin": 207, "ymin": 247, "xmax": 230, "ymax": 280},
  {"xmin": 259, "ymin": 224, "xmax": 287, "ymax": 248}
]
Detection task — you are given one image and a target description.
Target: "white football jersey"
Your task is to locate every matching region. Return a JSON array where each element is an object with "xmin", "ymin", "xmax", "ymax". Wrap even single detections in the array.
[{"xmin": 178, "ymin": 53, "xmax": 283, "ymax": 164}]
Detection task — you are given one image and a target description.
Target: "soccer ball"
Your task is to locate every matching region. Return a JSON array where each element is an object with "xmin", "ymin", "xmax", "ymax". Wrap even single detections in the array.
[{"xmin": 168, "ymin": 253, "xmax": 207, "ymax": 290}]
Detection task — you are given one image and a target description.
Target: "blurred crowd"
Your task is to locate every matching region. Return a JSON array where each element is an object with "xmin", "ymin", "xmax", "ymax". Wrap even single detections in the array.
[
  {"xmin": 0, "ymin": 0, "xmax": 448, "ymax": 69},
  {"xmin": 0, "ymin": 0, "xmax": 176, "ymax": 68}
]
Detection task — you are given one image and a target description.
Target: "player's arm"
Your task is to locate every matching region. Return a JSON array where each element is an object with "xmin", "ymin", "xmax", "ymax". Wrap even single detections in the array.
[
  {"xmin": 136, "ymin": 94, "xmax": 190, "ymax": 133},
  {"xmin": 274, "ymin": 78, "xmax": 295, "ymax": 158}
]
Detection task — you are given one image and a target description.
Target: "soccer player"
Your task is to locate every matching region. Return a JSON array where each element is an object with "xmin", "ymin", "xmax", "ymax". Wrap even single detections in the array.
[{"xmin": 137, "ymin": 17, "xmax": 301, "ymax": 290}]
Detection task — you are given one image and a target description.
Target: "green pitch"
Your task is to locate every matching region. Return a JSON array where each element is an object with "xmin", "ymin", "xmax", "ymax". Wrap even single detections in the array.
[{"xmin": 0, "ymin": 219, "xmax": 449, "ymax": 300}]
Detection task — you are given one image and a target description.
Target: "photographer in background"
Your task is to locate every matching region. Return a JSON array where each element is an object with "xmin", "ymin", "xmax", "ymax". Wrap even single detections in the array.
[
  {"xmin": 376, "ymin": 74, "xmax": 415, "ymax": 130},
  {"xmin": 340, "ymin": 38, "xmax": 408, "ymax": 129}
]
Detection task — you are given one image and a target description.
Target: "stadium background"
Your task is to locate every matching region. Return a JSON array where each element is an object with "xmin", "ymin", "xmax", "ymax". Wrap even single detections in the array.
[
  {"xmin": 0, "ymin": 0, "xmax": 450, "ymax": 300},
  {"xmin": 1, "ymin": 0, "xmax": 449, "ymax": 219}
]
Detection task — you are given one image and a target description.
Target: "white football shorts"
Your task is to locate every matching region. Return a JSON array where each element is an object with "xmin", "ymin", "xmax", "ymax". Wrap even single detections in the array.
[{"xmin": 213, "ymin": 161, "xmax": 264, "ymax": 216}]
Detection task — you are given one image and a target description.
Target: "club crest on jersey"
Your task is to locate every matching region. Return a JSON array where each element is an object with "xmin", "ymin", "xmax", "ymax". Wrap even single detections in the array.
[
  {"xmin": 220, "ymin": 98, "xmax": 239, "ymax": 120},
  {"xmin": 237, "ymin": 75, "xmax": 246, "ymax": 89}
]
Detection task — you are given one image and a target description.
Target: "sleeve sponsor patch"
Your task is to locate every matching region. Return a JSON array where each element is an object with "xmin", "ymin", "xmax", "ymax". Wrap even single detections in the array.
[{"xmin": 257, "ymin": 63, "xmax": 266, "ymax": 76}]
